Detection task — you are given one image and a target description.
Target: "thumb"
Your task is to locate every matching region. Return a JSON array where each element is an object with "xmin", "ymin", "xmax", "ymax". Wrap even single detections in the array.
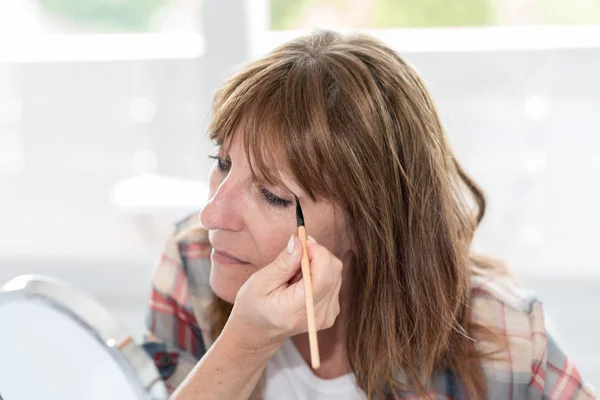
[{"xmin": 258, "ymin": 235, "xmax": 302, "ymax": 292}]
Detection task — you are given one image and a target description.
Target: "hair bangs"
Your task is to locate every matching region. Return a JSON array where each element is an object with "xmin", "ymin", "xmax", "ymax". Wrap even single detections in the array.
[{"xmin": 208, "ymin": 58, "xmax": 332, "ymax": 201}]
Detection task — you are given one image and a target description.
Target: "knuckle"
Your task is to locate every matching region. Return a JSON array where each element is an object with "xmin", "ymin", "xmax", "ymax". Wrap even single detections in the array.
[
  {"xmin": 324, "ymin": 313, "xmax": 336, "ymax": 329},
  {"xmin": 308, "ymin": 242, "xmax": 326, "ymax": 259},
  {"xmin": 335, "ymin": 259, "xmax": 344, "ymax": 273},
  {"xmin": 273, "ymin": 258, "xmax": 289, "ymax": 274},
  {"xmin": 306, "ymin": 240, "xmax": 319, "ymax": 251},
  {"xmin": 282, "ymin": 317, "xmax": 296, "ymax": 332},
  {"xmin": 316, "ymin": 315, "xmax": 325, "ymax": 330},
  {"xmin": 313, "ymin": 275, "xmax": 328, "ymax": 297}
]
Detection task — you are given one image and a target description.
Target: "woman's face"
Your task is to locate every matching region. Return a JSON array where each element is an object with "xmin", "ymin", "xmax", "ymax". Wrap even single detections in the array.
[{"xmin": 200, "ymin": 133, "xmax": 353, "ymax": 303}]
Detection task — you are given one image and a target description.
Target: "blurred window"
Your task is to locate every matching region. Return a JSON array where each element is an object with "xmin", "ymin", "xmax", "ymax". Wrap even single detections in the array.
[
  {"xmin": 0, "ymin": 0, "xmax": 202, "ymax": 34},
  {"xmin": 270, "ymin": 0, "xmax": 600, "ymax": 30}
]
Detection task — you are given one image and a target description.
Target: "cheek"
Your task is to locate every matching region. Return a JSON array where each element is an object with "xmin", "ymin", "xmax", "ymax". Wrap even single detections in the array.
[
  {"xmin": 249, "ymin": 217, "xmax": 295, "ymax": 268},
  {"xmin": 309, "ymin": 225, "xmax": 336, "ymax": 252},
  {"xmin": 305, "ymin": 208, "xmax": 351, "ymax": 259}
]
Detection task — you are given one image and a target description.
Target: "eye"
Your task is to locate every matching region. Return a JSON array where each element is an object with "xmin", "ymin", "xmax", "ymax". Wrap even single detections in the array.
[
  {"xmin": 208, "ymin": 155, "xmax": 231, "ymax": 173},
  {"xmin": 260, "ymin": 187, "xmax": 292, "ymax": 208}
]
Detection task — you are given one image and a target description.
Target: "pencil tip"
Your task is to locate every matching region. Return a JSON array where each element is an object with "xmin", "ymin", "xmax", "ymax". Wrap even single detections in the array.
[{"xmin": 295, "ymin": 196, "xmax": 305, "ymax": 227}]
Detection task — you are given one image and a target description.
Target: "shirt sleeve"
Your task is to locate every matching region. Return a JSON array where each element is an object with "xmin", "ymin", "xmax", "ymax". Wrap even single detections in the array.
[
  {"xmin": 529, "ymin": 303, "xmax": 597, "ymax": 399},
  {"xmin": 142, "ymin": 228, "xmax": 206, "ymax": 394}
]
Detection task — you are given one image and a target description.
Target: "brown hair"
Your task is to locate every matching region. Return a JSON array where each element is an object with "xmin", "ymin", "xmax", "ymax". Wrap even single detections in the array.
[{"xmin": 207, "ymin": 30, "xmax": 504, "ymax": 399}]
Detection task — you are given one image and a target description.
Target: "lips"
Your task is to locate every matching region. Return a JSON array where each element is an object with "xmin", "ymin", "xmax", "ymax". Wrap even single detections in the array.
[{"xmin": 212, "ymin": 248, "xmax": 249, "ymax": 265}]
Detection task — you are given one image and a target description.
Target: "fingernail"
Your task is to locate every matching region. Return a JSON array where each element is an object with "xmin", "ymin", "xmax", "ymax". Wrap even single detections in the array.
[
  {"xmin": 307, "ymin": 235, "xmax": 316, "ymax": 243},
  {"xmin": 287, "ymin": 234, "xmax": 295, "ymax": 254}
]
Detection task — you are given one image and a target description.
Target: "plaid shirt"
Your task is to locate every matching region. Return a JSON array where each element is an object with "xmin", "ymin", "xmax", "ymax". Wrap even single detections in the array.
[{"xmin": 143, "ymin": 212, "xmax": 597, "ymax": 399}]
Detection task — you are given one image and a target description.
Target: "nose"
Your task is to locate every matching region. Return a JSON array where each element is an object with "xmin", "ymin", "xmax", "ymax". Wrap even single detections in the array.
[{"xmin": 200, "ymin": 176, "xmax": 244, "ymax": 232}]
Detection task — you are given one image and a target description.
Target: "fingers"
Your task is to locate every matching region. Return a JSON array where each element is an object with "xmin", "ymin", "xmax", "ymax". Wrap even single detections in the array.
[
  {"xmin": 305, "ymin": 238, "xmax": 343, "ymax": 303},
  {"xmin": 311, "ymin": 276, "xmax": 342, "ymax": 330},
  {"xmin": 288, "ymin": 270, "xmax": 302, "ymax": 285},
  {"xmin": 302, "ymin": 236, "xmax": 344, "ymax": 330},
  {"xmin": 230, "ymin": 234, "xmax": 343, "ymax": 344},
  {"xmin": 253, "ymin": 234, "xmax": 344, "ymax": 334}
]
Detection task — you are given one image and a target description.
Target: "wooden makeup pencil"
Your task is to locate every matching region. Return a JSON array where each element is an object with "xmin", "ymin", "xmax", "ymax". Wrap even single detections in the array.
[{"xmin": 295, "ymin": 196, "xmax": 321, "ymax": 370}]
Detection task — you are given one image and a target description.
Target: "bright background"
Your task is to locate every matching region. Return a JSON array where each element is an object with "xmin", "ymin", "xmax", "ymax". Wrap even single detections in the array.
[{"xmin": 0, "ymin": 0, "xmax": 599, "ymax": 389}]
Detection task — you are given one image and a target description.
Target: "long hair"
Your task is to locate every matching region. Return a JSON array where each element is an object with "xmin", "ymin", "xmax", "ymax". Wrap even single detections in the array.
[{"xmin": 206, "ymin": 30, "xmax": 504, "ymax": 399}]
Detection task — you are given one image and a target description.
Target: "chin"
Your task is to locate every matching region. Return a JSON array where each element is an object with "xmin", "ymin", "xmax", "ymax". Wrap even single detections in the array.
[{"xmin": 209, "ymin": 266, "xmax": 246, "ymax": 304}]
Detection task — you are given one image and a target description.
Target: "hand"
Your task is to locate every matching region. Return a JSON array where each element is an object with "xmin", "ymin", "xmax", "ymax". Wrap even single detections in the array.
[{"xmin": 224, "ymin": 235, "xmax": 343, "ymax": 353}]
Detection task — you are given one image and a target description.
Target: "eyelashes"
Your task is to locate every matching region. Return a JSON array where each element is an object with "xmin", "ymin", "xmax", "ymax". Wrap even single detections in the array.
[
  {"xmin": 259, "ymin": 187, "xmax": 293, "ymax": 209},
  {"xmin": 208, "ymin": 155, "xmax": 230, "ymax": 172},
  {"xmin": 208, "ymin": 154, "xmax": 293, "ymax": 209}
]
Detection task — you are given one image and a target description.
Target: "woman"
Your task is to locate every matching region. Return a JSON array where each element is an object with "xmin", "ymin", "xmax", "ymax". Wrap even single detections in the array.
[{"xmin": 142, "ymin": 30, "xmax": 596, "ymax": 399}]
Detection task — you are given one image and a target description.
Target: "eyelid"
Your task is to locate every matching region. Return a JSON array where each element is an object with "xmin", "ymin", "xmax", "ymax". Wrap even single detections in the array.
[
  {"xmin": 260, "ymin": 183, "xmax": 292, "ymax": 200},
  {"xmin": 259, "ymin": 187, "xmax": 292, "ymax": 208}
]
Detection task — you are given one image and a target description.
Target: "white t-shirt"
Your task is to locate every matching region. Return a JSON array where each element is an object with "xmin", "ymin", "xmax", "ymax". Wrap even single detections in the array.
[{"xmin": 264, "ymin": 339, "xmax": 367, "ymax": 400}]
